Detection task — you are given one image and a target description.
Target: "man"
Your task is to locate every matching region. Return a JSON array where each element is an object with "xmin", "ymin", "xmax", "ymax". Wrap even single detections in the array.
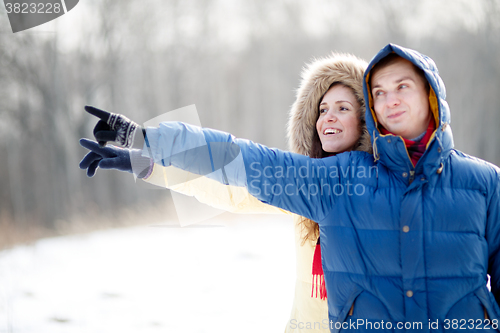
[
  {"xmin": 370, "ymin": 53, "xmax": 432, "ymax": 141},
  {"xmin": 81, "ymin": 44, "xmax": 500, "ymax": 332}
]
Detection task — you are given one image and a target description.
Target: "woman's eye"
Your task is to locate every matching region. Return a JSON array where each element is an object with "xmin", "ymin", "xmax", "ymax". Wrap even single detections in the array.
[
  {"xmin": 319, "ymin": 108, "xmax": 328, "ymax": 114},
  {"xmin": 340, "ymin": 106, "xmax": 349, "ymax": 111},
  {"xmin": 374, "ymin": 90, "xmax": 384, "ymax": 97},
  {"xmin": 399, "ymin": 84, "xmax": 408, "ymax": 89}
]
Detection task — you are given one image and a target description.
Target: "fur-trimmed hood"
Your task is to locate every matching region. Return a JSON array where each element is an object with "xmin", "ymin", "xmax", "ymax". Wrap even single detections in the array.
[{"xmin": 287, "ymin": 53, "xmax": 371, "ymax": 156}]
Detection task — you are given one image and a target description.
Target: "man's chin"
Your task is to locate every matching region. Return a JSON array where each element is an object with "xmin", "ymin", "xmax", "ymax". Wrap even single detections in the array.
[{"xmin": 382, "ymin": 123, "xmax": 402, "ymax": 135}]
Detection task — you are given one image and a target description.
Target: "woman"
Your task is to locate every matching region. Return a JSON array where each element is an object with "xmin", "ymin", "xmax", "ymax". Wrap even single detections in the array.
[
  {"xmin": 80, "ymin": 53, "xmax": 370, "ymax": 332},
  {"xmin": 278, "ymin": 53, "xmax": 370, "ymax": 332}
]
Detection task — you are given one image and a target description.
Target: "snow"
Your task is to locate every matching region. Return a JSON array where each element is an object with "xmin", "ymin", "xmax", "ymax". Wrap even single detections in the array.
[{"xmin": 0, "ymin": 214, "xmax": 295, "ymax": 333}]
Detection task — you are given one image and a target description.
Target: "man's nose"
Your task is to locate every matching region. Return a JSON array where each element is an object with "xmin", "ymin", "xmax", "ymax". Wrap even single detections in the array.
[{"xmin": 386, "ymin": 92, "xmax": 401, "ymax": 107}]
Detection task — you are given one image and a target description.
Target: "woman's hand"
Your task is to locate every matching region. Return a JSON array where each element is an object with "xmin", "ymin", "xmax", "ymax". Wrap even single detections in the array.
[
  {"xmin": 85, "ymin": 105, "xmax": 143, "ymax": 149},
  {"xmin": 79, "ymin": 138, "xmax": 152, "ymax": 178}
]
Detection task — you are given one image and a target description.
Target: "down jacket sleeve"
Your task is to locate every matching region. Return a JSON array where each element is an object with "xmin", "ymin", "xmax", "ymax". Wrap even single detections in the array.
[
  {"xmin": 143, "ymin": 162, "xmax": 289, "ymax": 215},
  {"xmin": 143, "ymin": 121, "xmax": 339, "ymax": 222},
  {"xmin": 486, "ymin": 171, "xmax": 500, "ymax": 307}
]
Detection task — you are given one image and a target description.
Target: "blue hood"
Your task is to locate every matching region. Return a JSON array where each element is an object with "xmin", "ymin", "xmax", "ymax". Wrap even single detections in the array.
[{"xmin": 363, "ymin": 44, "xmax": 454, "ymax": 174}]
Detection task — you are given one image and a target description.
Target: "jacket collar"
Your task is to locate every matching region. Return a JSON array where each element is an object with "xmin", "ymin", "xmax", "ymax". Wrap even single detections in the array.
[{"xmin": 363, "ymin": 44, "xmax": 454, "ymax": 178}]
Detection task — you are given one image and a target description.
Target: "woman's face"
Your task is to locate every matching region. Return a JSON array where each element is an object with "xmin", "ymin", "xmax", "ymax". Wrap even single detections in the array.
[{"xmin": 316, "ymin": 85, "xmax": 362, "ymax": 154}]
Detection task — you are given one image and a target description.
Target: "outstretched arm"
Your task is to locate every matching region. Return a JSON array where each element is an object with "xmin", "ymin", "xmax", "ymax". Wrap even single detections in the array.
[
  {"xmin": 81, "ymin": 106, "xmax": 339, "ymax": 221},
  {"xmin": 78, "ymin": 136, "xmax": 286, "ymax": 215},
  {"xmin": 144, "ymin": 162, "xmax": 288, "ymax": 215},
  {"xmin": 143, "ymin": 121, "xmax": 337, "ymax": 221}
]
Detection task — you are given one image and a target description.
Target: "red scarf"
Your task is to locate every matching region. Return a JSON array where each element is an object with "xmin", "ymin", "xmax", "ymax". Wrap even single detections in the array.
[
  {"xmin": 311, "ymin": 237, "xmax": 327, "ymax": 300},
  {"xmin": 380, "ymin": 118, "xmax": 436, "ymax": 166}
]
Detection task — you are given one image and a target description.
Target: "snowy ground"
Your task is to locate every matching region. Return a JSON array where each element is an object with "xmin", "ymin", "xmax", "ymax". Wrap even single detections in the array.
[{"xmin": 0, "ymin": 214, "xmax": 296, "ymax": 333}]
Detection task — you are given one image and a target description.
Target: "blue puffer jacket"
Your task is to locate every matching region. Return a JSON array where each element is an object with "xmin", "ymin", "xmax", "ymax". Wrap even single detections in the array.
[{"xmin": 144, "ymin": 44, "xmax": 500, "ymax": 332}]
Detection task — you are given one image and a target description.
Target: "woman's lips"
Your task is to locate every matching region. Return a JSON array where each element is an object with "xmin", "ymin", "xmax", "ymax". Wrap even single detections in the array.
[{"xmin": 323, "ymin": 128, "xmax": 342, "ymax": 135}]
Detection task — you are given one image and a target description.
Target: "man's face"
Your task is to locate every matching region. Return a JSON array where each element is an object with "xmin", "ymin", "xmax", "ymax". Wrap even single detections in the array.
[{"xmin": 371, "ymin": 58, "xmax": 432, "ymax": 139}]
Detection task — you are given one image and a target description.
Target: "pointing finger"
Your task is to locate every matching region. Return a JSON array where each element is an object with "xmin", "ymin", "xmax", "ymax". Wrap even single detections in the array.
[
  {"xmin": 79, "ymin": 138, "xmax": 118, "ymax": 158},
  {"xmin": 85, "ymin": 105, "xmax": 111, "ymax": 122},
  {"xmin": 79, "ymin": 138, "xmax": 101, "ymax": 151}
]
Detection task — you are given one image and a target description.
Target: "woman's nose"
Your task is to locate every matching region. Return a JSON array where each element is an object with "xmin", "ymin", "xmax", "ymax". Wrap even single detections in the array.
[{"xmin": 325, "ymin": 111, "xmax": 338, "ymax": 122}]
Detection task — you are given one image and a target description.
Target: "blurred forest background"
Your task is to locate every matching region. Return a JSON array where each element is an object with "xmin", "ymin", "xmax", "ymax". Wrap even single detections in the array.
[{"xmin": 0, "ymin": 0, "xmax": 499, "ymax": 246}]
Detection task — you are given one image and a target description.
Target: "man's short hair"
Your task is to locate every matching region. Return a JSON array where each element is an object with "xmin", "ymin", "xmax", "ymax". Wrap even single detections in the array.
[{"xmin": 370, "ymin": 53, "xmax": 430, "ymax": 93}]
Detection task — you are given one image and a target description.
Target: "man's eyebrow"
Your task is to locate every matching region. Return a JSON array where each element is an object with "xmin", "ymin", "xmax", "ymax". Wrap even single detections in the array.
[
  {"xmin": 371, "ymin": 76, "xmax": 415, "ymax": 90},
  {"xmin": 396, "ymin": 76, "xmax": 415, "ymax": 83}
]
